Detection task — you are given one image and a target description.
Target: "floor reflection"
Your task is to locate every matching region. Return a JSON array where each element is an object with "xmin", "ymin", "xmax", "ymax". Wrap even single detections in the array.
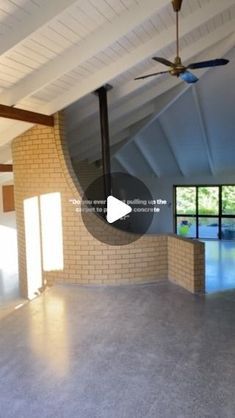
[
  {"xmin": 29, "ymin": 293, "xmax": 69, "ymax": 377},
  {"xmin": 205, "ymin": 240, "xmax": 235, "ymax": 293}
]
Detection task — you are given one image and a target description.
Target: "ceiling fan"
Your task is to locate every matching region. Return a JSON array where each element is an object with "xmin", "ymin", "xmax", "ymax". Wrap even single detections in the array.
[{"xmin": 135, "ymin": 0, "xmax": 229, "ymax": 84}]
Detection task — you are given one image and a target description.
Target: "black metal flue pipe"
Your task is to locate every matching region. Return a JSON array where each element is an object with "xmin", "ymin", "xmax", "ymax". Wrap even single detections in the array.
[{"xmin": 96, "ymin": 86, "xmax": 112, "ymax": 199}]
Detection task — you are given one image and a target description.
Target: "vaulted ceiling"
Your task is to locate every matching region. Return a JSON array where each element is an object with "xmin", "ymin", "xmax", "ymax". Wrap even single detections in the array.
[
  {"xmin": 112, "ymin": 45, "xmax": 235, "ymax": 178},
  {"xmin": 0, "ymin": 0, "xmax": 234, "ymax": 171}
]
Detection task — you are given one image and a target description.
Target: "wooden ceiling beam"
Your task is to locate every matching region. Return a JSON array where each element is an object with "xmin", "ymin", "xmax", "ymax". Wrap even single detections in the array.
[
  {"xmin": 0, "ymin": 164, "xmax": 13, "ymax": 172},
  {"xmin": 0, "ymin": 105, "xmax": 54, "ymax": 127}
]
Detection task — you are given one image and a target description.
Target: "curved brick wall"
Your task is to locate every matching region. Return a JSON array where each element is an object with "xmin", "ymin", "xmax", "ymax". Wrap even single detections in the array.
[{"xmin": 12, "ymin": 113, "xmax": 204, "ymax": 298}]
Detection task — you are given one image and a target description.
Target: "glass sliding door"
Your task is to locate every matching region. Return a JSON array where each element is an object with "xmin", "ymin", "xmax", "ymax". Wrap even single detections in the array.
[
  {"xmin": 221, "ymin": 218, "xmax": 235, "ymax": 240},
  {"xmin": 175, "ymin": 185, "xmax": 235, "ymax": 240},
  {"xmin": 198, "ymin": 187, "xmax": 219, "ymax": 239},
  {"xmin": 198, "ymin": 218, "xmax": 219, "ymax": 239},
  {"xmin": 221, "ymin": 186, "xmax": 235, "ymax": 240},
  {"xmin": 222, "ymin": 186, "xmax": 235, "ymax": 215},
  {"xmin": 198, "ymin": 187, "xmax": 219, "ymax": 216},
  {"xmin": 176, "ymin": 187, "xmax": 196, "ymax": 215},
  {"xmin": 175, "ymin": 187, "xmax": 196, "ymax": 238},
  {"xmin": 176, "ymin": 217, "xmax": 196, "ymax": 238}
]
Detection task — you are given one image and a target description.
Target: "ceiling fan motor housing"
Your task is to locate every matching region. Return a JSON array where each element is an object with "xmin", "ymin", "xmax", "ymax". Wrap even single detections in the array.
[
  {"xmin": 172, "ymin": 0, "xmax": 183, "ymax": 12},
  {"xmin": 170, "ymin": 56, "xmax": 185, "ymax": 76}
]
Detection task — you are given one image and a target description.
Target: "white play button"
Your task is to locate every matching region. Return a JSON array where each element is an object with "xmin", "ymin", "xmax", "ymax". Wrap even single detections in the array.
[{"xmin": 106, "ymin": 195, "xmax": 132, "ymax": 224}]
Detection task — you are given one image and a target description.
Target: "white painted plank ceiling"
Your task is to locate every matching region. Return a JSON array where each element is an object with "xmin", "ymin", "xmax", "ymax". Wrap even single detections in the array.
[{"xmin": 0, "ymin": 0, "xmax": 233, "ymax": 166}]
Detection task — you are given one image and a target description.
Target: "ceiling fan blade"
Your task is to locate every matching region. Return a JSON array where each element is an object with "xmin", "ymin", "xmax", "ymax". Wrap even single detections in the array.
[
  {"xmin": 152, "ymin": 57, "xmax": 175, "ymax": 67},
  {"xmin": 187, "ymin": 58, "xmax": 229, "ymax": 70},
  {"xmin": 135, "ymin": 70, "xmax": 170, "ymax": 80},
  {"xmin": 180, "ymin": 71, "xmax": 198, "ymax": 84}
]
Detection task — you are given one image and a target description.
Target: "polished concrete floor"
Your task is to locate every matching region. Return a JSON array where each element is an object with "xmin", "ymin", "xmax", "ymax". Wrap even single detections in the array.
[
  {"xmin": 1, "ymin": 282, "xmax": 235, "ymax": 418},
  {"xmin": 205, "ymin": 240, "xmax": 235, "ymax": 293}
]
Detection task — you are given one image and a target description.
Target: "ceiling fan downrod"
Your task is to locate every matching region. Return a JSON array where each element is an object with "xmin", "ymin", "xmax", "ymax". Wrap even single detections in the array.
[
  {"xmin": 175, "ymin": 10, "xmax": 180, "ymax": 62},
  {"xmin": 173, "ymin": 0, "xmax": 183, "ymax": 64}
]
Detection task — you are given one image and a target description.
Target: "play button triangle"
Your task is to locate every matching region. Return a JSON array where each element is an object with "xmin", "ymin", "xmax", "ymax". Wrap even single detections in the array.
[{"xmin": 106, "ymin": 195, "xmax": 132, "ymax": 224}]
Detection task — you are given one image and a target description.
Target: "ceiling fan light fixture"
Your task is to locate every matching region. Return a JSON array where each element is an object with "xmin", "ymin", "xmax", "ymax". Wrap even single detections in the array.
[{"xmin": 180, "ymin": 71, "xmax": 198, "ymax": 84}]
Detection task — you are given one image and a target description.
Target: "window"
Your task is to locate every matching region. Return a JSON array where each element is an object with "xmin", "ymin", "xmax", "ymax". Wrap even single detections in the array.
[
  {"xmin": 221, "ymin": 186, "xmax": 235, "ymax": 240},
  {"xmin": 222, "ymin": 186, "xmax": 235, "ymax": 215},
  {"xmin": 175, "ymin": 185, "xmax": 235, "ymax": 240}
]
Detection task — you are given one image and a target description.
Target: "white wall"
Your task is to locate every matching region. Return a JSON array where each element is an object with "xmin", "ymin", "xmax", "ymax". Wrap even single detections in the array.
[
  {"xmin": 0, "ymin": 174, "xmax": 16, "ymax": 228},
  {"xmin": 145, "ymin": 173, "xmax": 235, "ymax": 234}
]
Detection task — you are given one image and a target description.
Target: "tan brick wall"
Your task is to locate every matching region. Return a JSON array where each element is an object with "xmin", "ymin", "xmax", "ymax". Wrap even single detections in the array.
[
  {"xmin": 168, "ymin": 235, "xmax": 205, "ymax": 293},
  {"xmin": 12, "ymin": 112, "xmax": 205, "ymax": 298}
]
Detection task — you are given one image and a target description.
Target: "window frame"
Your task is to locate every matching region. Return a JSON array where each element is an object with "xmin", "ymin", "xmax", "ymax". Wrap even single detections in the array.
[{"xmin": 174, "ymin": 184, "xmax": 235, "ymax": 240}]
